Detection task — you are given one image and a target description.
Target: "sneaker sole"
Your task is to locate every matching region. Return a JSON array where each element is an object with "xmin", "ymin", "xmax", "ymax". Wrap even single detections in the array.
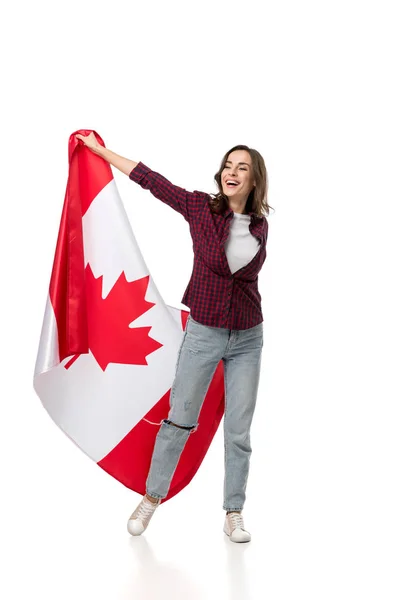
[{"xmin": 223, "ymin": 525, "xmax": 251, "ymax": 543}]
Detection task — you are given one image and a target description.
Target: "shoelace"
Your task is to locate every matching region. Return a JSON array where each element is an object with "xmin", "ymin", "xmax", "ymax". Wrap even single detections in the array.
[
  {"xmin": 134, "ymin": 499, "xmax": 158, "ymax": 522},
  {"xmin": 228, "ymin": 512, "xmax": 245, "ymax": 531}
]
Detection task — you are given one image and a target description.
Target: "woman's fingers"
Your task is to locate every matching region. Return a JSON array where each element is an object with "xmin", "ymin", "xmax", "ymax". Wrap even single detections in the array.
[{"xmin": 75, "ymin": 132, "xmax": 99, "ymax": 150}]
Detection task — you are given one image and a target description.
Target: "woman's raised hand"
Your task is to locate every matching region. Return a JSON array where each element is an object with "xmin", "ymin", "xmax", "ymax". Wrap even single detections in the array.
[
  {"xmin": 75, "ymin": 132, "xmax": 101, "ymax": 153},
  {"xmin": 74, "ymin": 134, "xmax": 137, "ymax": 175}
]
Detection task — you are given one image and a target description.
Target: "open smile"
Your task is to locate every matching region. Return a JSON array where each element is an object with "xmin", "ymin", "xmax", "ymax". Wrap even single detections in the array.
[{"xmin": 225, "ymin": 180, "xmax": 240, "ymax": 188}]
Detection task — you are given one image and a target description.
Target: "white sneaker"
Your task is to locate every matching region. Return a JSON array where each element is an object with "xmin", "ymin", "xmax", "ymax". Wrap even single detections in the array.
[
  {"xmin": 127, "ymin": 495, "xmax": 161, "ymax": 536},
  {"xmin": 224, "ymin": 512, "xmax": 251, "ymax": 543}
]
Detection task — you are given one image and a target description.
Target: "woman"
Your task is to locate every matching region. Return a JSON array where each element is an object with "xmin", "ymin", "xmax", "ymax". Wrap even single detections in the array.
[{"xmin": 75, "ymin": 132, "xmax": 272, "ymax": 543}]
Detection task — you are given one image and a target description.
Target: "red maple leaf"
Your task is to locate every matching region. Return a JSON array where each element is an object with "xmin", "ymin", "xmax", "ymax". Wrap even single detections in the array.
[{"xmin": 65, "ymin": 263, "xmax": 162, "ymax": 371}]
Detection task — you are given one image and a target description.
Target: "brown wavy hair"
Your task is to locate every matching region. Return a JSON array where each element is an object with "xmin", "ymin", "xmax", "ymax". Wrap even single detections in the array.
[{"xmin": 209, "ymin": 144, "xmax": 273, "ymax": 217}]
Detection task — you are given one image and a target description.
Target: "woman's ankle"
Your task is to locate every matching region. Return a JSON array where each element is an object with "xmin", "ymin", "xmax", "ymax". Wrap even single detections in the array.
[{"xmin": 146, "ymin": 493, "xmax": 159, "ymax": 504}]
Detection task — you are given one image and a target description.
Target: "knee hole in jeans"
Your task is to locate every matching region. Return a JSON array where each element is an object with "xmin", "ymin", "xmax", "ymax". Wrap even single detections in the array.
[{"xmin": 163, "ymin": 419, "xmax": 198, "ymax": 433}]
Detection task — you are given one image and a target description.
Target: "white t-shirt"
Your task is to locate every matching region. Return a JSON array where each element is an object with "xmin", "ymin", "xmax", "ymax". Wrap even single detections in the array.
[{"xmin": 224, "ymin": 212, "xmax": 261, "ymax": 274}]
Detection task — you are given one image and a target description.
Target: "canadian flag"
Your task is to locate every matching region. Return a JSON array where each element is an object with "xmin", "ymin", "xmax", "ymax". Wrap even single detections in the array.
[{"xmin": 33, "ymin": 130, "xmax": 225, "ymax": 501}]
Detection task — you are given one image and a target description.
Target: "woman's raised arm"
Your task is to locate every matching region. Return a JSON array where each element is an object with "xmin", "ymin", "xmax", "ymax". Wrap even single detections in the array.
[
  {"xmin": 75, "ymin": 132, "xmax": 206, "ymax": 222},
  {"xmin": 75, "ymin": 132, "xmax": 138, "ymax": 175}
]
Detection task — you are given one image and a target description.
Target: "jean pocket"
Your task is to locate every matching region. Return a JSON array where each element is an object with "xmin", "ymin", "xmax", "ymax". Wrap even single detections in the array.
[{"xmin": 184, "ymin": 315, "xmax": 191, "ymax": 331}]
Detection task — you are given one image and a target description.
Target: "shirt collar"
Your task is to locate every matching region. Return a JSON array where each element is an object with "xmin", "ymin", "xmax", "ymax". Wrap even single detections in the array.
[{"xmin": 223, "ymin": 205, "xmax": 261, "ymax": 221}]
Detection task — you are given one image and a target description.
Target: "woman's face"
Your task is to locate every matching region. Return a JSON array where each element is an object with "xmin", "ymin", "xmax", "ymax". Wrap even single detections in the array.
[{"xmin": 221, "ymin": 150, "xmax": 255, "ymax": 202}]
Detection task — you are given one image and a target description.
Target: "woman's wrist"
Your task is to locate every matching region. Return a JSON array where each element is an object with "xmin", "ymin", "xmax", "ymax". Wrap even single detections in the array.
[
  {"xmin": 93, "ymin": 144, "xmax": 107, "ymax": 158},
  {"xmin": 94, "ymin": 146, "xmax": 138, "ymax": 175}
]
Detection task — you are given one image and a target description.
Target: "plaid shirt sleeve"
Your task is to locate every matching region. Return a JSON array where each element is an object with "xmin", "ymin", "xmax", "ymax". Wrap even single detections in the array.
[{"xmin": 128, "ymin": 162, "xmax": 207, "ymax": 223}]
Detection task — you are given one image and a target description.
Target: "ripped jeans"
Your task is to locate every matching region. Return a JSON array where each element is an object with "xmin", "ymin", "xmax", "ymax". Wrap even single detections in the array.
[{"xmin": 146, "ymin": 314, "xmax": 264, "ymax": 511}]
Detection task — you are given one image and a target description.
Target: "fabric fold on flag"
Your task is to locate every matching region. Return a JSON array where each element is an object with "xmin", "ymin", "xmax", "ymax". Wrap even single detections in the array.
[{"xmin": 33, "ymin": 129, "xmax": 225, "ymax": 501}]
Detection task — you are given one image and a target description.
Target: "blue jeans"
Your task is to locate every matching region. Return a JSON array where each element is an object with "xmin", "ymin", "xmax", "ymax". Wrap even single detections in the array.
[{"xmin": 146, "ymin": 314, "xmax": 264, "ymax": 511}]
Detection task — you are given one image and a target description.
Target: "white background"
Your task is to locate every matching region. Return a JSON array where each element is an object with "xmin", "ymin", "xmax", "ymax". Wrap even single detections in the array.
[{"xmin": 1, "ymin": 1, "xmax": 400, "ymax": 599}]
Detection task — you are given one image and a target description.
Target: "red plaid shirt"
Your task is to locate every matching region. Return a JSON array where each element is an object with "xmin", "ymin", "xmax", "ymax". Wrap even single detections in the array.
[{"xmin": 129, "ymin": 162, "xmax": 268, "ymax": 330}]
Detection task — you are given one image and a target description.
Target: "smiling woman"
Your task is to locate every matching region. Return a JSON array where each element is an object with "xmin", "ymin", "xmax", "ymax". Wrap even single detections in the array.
[
  {"xmin": 210, "ymin": 144, "xmax": 272, "ymax": 218},
  {"xmin": 72, "ymin": 132, "xmax": 273, "ymax": 543}
]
